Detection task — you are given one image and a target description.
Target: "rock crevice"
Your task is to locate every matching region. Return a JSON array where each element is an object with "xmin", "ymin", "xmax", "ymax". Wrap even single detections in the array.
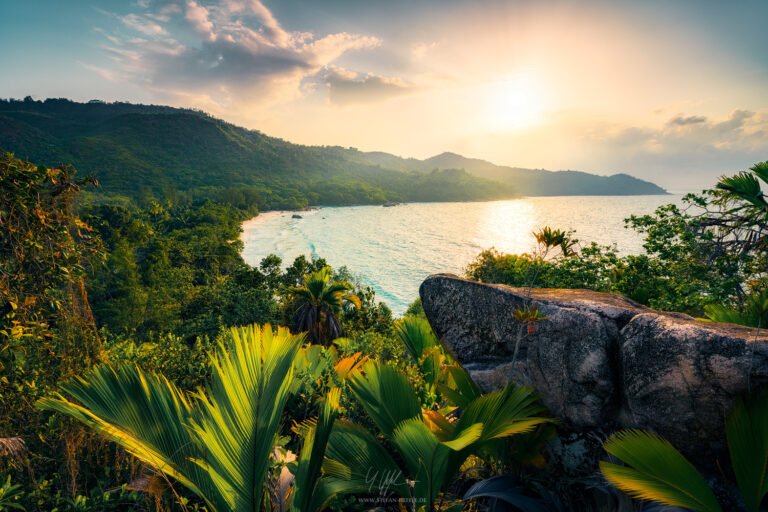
[{"xmin": 420, "ymin": 274, "xmax": 768, "ymax": 464}]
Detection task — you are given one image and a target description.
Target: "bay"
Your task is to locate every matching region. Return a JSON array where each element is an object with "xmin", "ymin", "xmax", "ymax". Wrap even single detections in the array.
[{"xmin": 241, "ymin": 195, "xmax": 681, "ymax": 316}]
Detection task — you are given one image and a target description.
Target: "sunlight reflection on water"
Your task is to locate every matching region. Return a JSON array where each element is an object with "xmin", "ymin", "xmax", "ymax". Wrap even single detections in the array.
[{"xmin": 241, "ymin": 195, "xmax": 680, "ymax": 315}]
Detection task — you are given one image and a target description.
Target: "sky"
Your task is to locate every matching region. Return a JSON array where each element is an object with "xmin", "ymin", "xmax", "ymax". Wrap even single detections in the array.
[{"xmin": 1, "ymin": 0, "xmax": 767, "ymax": 190}]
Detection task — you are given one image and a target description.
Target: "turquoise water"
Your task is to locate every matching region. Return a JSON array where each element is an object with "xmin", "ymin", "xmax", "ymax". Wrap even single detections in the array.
[{"xmin": 241, "ymin": 195, "xmax": 679, "ymax": 316}]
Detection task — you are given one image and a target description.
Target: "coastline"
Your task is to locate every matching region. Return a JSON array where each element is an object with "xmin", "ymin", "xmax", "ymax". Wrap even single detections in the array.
[{"xmin": 240, "ymin": 210, "xmax": 290, "ymax": 232}]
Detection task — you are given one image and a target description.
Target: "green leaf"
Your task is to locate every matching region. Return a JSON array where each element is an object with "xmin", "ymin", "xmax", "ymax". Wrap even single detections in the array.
[
  {"xmin": 291, "ymin": 387, "xmax": 342, "ymax": 512},
  {"xmin": 322, "ymin": 420, "xmax": 409, "ymax": 499},
  {"xmin": 600, "ymin": 430, "xmax": 722, "ymax": 512},
  {"xmin": 437, "ymin": 363, "xmax": 482, "ymax": 408},
  {"xmin": 396, "ymin": 316, "xmax": 439, "ymax": 361},
  {"xmin": 455, "ymin": 382, "xmax": 551, "ymax": 443},
  {"xmin": 726, "ymin": 392, "xmax": 768, "ymax": 512},
  {"xmin": 37, "ymin": 365, "xmax": 215, "ymax": 507},
  {"xmin": 188, "ymin": 324, "xmax": 304, "ymax": 512},
  {"xmin": 347, "ymin": 360, "xmax": 422, "ymax": 437},
  {"xmin": 39, "ymin": 323, "xmax": 305, "ymax": 512}
]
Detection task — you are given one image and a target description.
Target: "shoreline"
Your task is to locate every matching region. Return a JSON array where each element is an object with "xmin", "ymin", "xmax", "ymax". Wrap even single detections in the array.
[
  {"xmin": 239, "ymin": 193, "xmax": 679, "ymax": 235},
  {"xmin": 240, "ymin": 210, "xmax": 290, "ymax": 233}
]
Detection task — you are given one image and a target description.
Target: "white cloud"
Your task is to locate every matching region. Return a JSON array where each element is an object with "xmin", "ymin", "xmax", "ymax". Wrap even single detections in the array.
[
  {"xmin": 184, "ymin": 0, "xmax": 215, "ymax": 41},
  {"xmin": 95, "ymin": 0, "xmax": 384, "ymax": 111}
]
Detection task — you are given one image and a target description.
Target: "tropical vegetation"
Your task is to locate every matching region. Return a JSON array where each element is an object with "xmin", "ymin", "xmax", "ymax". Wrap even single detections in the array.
[
  {"xmin": 1, "ymin": 145, "xmax": 767, "ymax": 511},
  {"xmin": 600, "ymin": 391, "xmax": 768, "ymax": 512}
]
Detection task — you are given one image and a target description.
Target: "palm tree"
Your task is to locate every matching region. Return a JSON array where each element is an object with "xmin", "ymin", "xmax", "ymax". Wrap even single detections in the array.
[
  {"xmin": 284, "ymin": 267, "xmax": 361, "ymax": 345},
  {"xmin": 38, "ymin": 324, "xmax": 343, "ymax": 512},
  {"xmin": 716, "ymin": 161, "xmax": 768, "ymax": 219},
  {"xmin": 599, "ymin": 391, "xmax": 768, "ymax": 512}
]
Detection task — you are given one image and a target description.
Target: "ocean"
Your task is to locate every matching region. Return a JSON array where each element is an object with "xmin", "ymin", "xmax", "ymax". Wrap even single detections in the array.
[{"xmin": 241, "ymin": 195, "xmax": 681, "ymax": 315}]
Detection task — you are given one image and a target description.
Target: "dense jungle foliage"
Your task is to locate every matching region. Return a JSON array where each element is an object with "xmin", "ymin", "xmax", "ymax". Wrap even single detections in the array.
[{"xmin": 1, "ymin": 151, "xmax": 766, "ymax": 511}]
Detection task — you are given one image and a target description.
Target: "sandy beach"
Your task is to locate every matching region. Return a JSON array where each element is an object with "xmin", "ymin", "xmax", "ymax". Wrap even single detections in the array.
[{"xmin": 240, "ymin": 210, "xmax": 289, "ymax": 231}]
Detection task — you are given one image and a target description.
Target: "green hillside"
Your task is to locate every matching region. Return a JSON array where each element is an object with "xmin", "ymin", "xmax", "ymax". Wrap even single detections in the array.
[
  {"xmin": 350, "ymin": 151, "xmax": 668, "ymax": 196},
  {"xmin": 0, "ymin": 98, "xmax": 665, "ymax": 210}
]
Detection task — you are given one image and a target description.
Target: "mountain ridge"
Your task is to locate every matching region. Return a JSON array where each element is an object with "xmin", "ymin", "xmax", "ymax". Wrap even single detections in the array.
[
  {"xmin": 352, "ymin": 150, "xmax": 668, "ymax": 196},
  {"xmin": 0, "ymin": 98, "xmax": 667, "ymax": 207}
]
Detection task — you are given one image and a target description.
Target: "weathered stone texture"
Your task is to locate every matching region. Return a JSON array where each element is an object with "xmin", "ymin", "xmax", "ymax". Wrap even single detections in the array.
[{"xmin": 420, "ymin": 273, "xmax": 768, "ymax": 464}]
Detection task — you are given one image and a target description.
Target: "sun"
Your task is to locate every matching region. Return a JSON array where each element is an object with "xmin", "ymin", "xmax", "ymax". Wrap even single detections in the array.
[{"xmin": 484, "ymin": 74, "xmax": 546, "ymax": 131}]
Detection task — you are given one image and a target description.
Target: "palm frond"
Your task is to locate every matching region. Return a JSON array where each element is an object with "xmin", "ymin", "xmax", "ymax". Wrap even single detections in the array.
[
  {"xmin": 422, "ymin": 410, "xmax": 456, "ymax": 441},
  {"xmin": 37, "ymin": 364, "xmax": 215, "ymax": 505},
  {"xmin": 332, "ymin": 352, "xmax": 368, "ymax": 380},
  {"xmin": 343, "ymin": 292, "xmax": 361, "ymax": 310},
  {"xmin": 291, "ymin": 387, "xmax": 342, "ymax": 512},
  {"xmin": 396, "ymin": 316, "xmax": 439, "ymax": 361},
  {"xmin": 726, "ymin": 391, "xmax": 768, "ymax": 512},
  {"xmin": 600, "ymin": 430, "xmax": 722, "ymax": 512},
  {"xmin": 188, "ymin": 324, "xmax": 304, "ymax": 512},
  {"xmin": 347, "ymin": 360, "xmax": 422, "ymax": 437},
  {"xmin": 39, "ymin": 324, "xmax": 307, "ymax": 512},
  {"xmin": 716, "ymin": 172, "xmax": 767, "ymax": 211},
  {"xmin": 455, "ymin": 383, "xmax": 551, "ymax": 443},
  {"xmin": 0, "ymin": 438, "xmax": 27, "ymax": 460},
  {"xmin": 392, "ymin": 418, "xmax": 482, "ymax": 505},
  {"xmin": 749, "ymin": 161, "xmax": 768, "ymax": 186},
  {"xmin": 322, "ymin": 420, "xmax": 409, "ymax": 498},
  {"xmin": 391, "ymin": 417, "xmax": 448, "ymax": 505},
  {"xmin": 437, "ymin": 363, "xmax": 482, "ymax": 408}
]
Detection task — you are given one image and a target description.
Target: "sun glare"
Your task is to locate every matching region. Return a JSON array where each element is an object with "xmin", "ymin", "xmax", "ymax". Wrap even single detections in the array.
[{"xmin": 484, "ymin": 74, "xmax": 546, "ymax": 131}]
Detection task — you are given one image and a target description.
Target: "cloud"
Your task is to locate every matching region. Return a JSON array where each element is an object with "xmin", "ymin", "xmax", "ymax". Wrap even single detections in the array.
[
  {"xmin": 184, "ymin": 1, "xmax": 216, "ymax": 41},
  {"xmin": 411, "ymin": 41, "xmax": 438, "ymax": 60},
  {"xmin": 96, "ymin": 0, "xmax": 382, "ymax": 109},
  {"xmin": 667, "ymin": 114, "xmax": 707, "ymax": 126},
  {"xmin": 322, "ymin": 67, "xmax": 415, "ymax": 106},
  {"xmin": 78, "ymin": 61, "xmax": 118, "ymax": 81},
  {"xmin": 121, "ymin": 13, "xmax": 168, "ymax": 36},
  {"xmin": 577, "ymin": 109, "xmax": 768, "ymax": 187}
]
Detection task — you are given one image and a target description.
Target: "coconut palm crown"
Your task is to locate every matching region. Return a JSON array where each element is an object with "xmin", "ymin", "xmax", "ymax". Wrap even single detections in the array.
[{"xmin": 284, "ymin": 266, "xmax": 361, "ymax": 345}]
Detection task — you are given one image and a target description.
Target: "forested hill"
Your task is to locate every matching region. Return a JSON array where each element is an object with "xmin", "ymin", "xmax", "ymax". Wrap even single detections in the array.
[
  {"xmin": 0, "ymin": 98, "xmax": 664, "ymax": 209},
  {"xmin": 350, "ymin": 151, "xmax": 668, "ymax": 196}
]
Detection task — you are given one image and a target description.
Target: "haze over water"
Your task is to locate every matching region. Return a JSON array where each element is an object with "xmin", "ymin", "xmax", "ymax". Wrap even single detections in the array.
[{"xmin": 241, "ymin": 195, "xmax": 680, "ymax": 315}]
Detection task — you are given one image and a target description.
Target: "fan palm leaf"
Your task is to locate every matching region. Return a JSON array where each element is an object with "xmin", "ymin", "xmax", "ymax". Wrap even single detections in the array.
[
  {"xmin": 321, "ymin": 363, "xmax": 552, "ymax": 509},
  {"xmin": 455, "ymin": 383, "xmax": 552, "ymax": 443},
  {"xmin": 39, "ymin": 323, "xmax": 306, "ymax": 512},
  {"xmin": 726, "ymin": 392, "xmax": 768, "ymax": 512},
  {"xmin": 38, "ymin": 364, "xmax": 213, "ymax": 503},
  {"xmin": 600, "ymin": 430, "xmax": 722, "ymax": 512},
  {"xmin": 396, "ymin": 316, "xmax": 439, "ymax": 361},
  {"xmin": 437, "ymin": 362, "xmax": 483, "ymax": 408},
  {"xmin": 392, "ymin": 417, "xmax": 483, "ymax": 506},
  {"xmin": 346, "ymin": 360, "xmax": 423, "ymax": 437},
  {"xmin": 187, "ymin": 324, "xmax": 304, "ymax": 511},
  {"xmin": 291, "ymin": 387, "xmax": 342, "ymax": 512},
  {"xmin": 321, "ymin": 419, "xmax": 410, "ymax": 498}
]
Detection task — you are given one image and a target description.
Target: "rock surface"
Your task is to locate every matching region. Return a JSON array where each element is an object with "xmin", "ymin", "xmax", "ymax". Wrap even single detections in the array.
[{"xmin": 420, "ymin": 273, "xmax": 768, "ymax": 464}]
